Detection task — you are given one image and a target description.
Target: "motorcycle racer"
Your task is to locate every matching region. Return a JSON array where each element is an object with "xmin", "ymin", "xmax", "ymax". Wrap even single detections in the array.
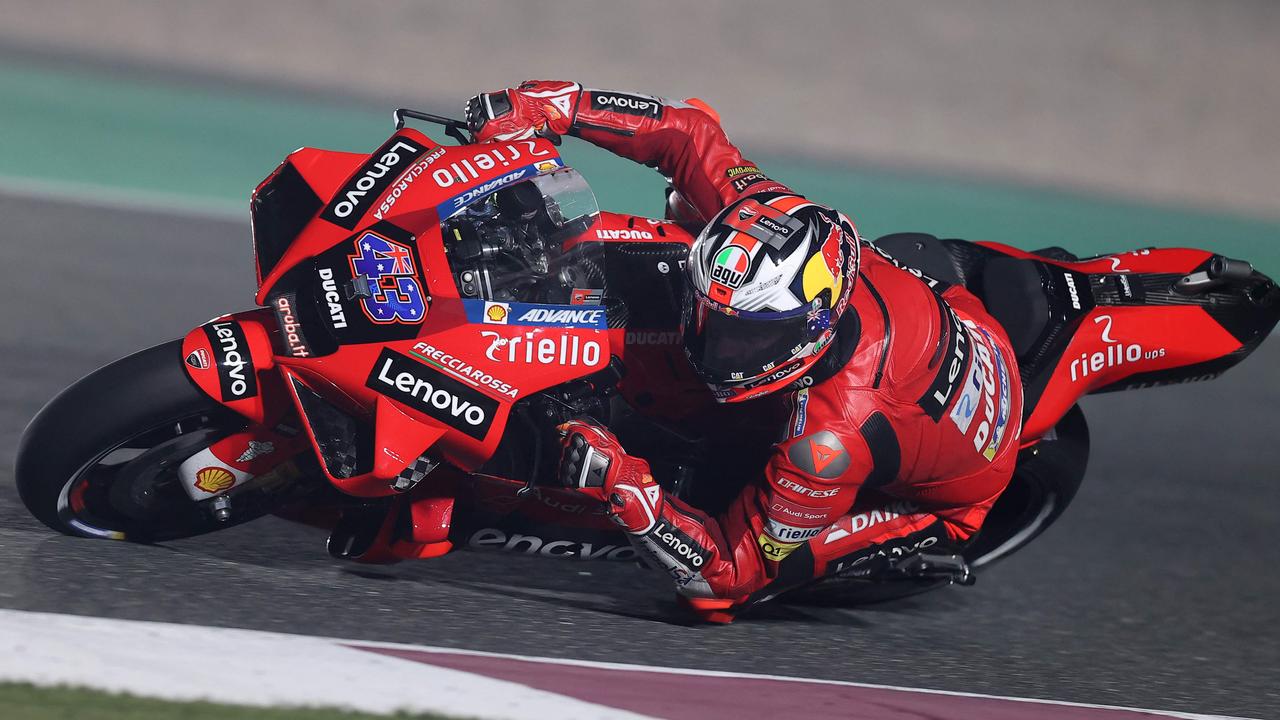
[{"xmin": 466, "ymin": 81, "xmax": 1024, "ymax": 621}]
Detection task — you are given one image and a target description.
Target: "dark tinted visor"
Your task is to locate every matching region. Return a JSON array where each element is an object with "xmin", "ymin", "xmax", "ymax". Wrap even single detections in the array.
[{"xmin": 681, "ymin": 290, "xmax": 812, "ymax": 384}]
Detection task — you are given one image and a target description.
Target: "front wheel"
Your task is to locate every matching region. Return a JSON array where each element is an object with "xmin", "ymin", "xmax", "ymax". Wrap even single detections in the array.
[{"xmin": 16, "ymin": 340, "xmax": 263, "ymax": 542}]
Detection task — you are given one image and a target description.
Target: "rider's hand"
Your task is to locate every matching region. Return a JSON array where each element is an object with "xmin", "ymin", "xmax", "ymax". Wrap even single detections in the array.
[
  {"xmin": 557, "ymin": 419, "xmax": 662, "ymax": 534},
  {"xmin": 465, "ymin": 80, "xmax": 580, "ymax": 143}
]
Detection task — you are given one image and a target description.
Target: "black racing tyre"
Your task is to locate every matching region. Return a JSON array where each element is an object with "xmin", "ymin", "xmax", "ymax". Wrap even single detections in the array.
[
  {"xmin": 16, "ymin": 339, "xmax": 258, "ymax": 541},
  {"xmin": 962, "ymin": 403, "xmax": 1089, "ymax": 569}
]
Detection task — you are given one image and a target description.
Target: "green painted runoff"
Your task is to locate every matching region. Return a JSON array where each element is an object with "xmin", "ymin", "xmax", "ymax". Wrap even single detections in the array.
[{"xmin": 1, "ymin": 58, "xmax": 1276, "ymax": 272}]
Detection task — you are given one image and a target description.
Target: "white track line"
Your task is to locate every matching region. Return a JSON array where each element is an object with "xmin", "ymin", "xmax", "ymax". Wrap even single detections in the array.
[
  {"xmin": 0, "ymin": 609, "xmax": 1252, "ymax": 720},
  {"xmin": 0, "ymin": 609, "xmax": 651, "ymax": 719},
  {"xmin": 348, "ymin": 638, "xmax": 1255, "ymax": 720}
]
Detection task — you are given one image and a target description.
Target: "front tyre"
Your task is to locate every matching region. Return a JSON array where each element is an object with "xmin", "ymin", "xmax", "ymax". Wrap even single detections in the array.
[{"xmin": 16, "ymin": 340, "xmax": 258, "ymax": 541}]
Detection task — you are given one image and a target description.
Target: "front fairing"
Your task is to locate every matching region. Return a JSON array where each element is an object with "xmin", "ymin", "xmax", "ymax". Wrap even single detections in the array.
[{"xmin": 238, "ymin": 131, "xmax": 609, "ymax": 494}]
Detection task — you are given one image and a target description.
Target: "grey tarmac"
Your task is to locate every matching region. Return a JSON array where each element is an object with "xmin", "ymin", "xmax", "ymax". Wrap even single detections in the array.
[{"xmin": 0, "ymin": 193, "xmax": 1276, "ymax": 718}]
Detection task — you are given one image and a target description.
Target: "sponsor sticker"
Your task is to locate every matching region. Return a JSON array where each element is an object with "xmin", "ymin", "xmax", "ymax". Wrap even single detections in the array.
[
  {"xmin": 316, "ymin": 268, "xmax": 348, "ymax": 329},
  {"xmin": 982, "ymin": 335, "xmax": 1012, "ymax": 462},
  {"xmin": 570, "ymin": 288, "xmax": 604, "ymax": 306},
  {"xmin": 481, "ymin": 301, "xmax": 510, "ymax": 324},
  {"xmin": 710, "ymin": 245, "xmax": 752, "ymax": 289},
  {"xmin": 185, "ymin": 348, "xmax": 210, "ymax": 370},
  {"xmin": 764, "ymin": 518, "xmax": 825, "ymax": 544},
  {"xmin": 271, "ymin": 293, "xmax": 312, "ymax": 358},
  {"xmin": 348, "ymin": 233, "xmax": 427, "ymax": 325},
  {"xmin": 624, "ymin": 330, "xmax": 679, "ymax": 345},
  {"xmin": 948, "ymin": 327, "xmax": 987, "ymax": 434},
  {"xmin": 786, "ymin": 431, "xmax": 850, "ymax": 479},
  {"xmin": 320, "ymin": 136, "xmax": 429, "ymax": 230},
  {"xmin": 590, "ymin": 90, "xmax": 663, "ymax": 119},
  {"xmin": 435, "ymin": 160, "xmax": 561, "ymax": 220},
  {"xmin": 466, "ymin": 528, "xmax": 637, "ymax": 561},
  {"xmin": 649, "ymin": 520, "xmax": 711, "ymax": 570},
  {"xmin": 193, "ymin": 466, "xmax": 236, "ymax": 494},
  {"xmin": 731, "ymin": 173, "xmax": 770, "ymax": 193},
  {"xmin": 757, "ymin": 533, "xmax": 801, "ymax": 562},
  {"xmin": 236, "ymin": 441, "xmax": 275, "ymax": 464},
  {"xmin": 372, "ymin": 146, "xmax": 446, "ymax": 221},
  {"xmin": 480, "ymin": 330, "xmax": 603, "ymax": 366},
  {"xmin": 596, "ymin": 228, "xmax": 654, "ymax": 241},
  {"xmin": 365, "ymin": 348, "xmax": 499, "ymax": 440},
  {"xmin": 791, "ymin": 387, "xmax": 810, "ymax": 438},
  {"xmin": 464, "ymin": 300, "xmax": 607, "ymax": 329},
  {"xmin": 824, "ymin": 501, "xmax": 919, "ymax": 544},
  {"xmin": 430, "ymin": 141, "xmax": 552, "ymax": 189},
  {"xmin": 774, "ymin": 475, "xmax": 840, "ymax": 498},
  {"xmin": 202, "ymin": 321, "xmax": 258, "ymax": 401},
  {"xmin": 410, "ymin": 341, "xmax": 519, "ymax": 399},
  {"xmin": 917, "ymin": 300, "xmax": 970, "ymax": 421},
  {"xmin": 769, "ymin": 498, "xmax": 830, "ymax": 523},
  {"xmin": 1070, "ymin": 314, "xmax": 1166, "ymax": 383}
]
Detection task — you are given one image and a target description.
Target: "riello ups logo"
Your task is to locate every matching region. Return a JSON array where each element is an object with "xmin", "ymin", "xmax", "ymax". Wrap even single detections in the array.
[{"xmin": 366, "ymin": 348, "xmax": 498, "ymax": 440}]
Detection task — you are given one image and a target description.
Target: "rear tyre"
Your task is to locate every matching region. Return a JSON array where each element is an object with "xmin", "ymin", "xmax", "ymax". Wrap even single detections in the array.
[
  {"xmin": 16, "ymin": 340, "xmax": 258, "ymax": 541},
  {"xmin": 963, "ymin": 403, "xmax": 1089, "ymax": 569}
]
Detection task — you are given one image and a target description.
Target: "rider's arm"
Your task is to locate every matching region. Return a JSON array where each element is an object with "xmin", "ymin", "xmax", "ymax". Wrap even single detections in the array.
[
  {"xmin": 630, "ymin": 424, "xmax": 868, "ymax": 605},
  {"xmin": 467, "ymin": 81, "xmax": 792, "ymax": 220},
  {"xmin": 556, "ymin": 415, "xmax": 869, "ymax": 612},
  {"xmin": 569, "ymin": 88, "xmax": 792, "ymax": 219}
]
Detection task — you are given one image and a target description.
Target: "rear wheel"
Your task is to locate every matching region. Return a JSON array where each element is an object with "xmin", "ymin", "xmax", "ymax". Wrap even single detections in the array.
[{"xmin": 16, "ymin": 340, "xmax": 264, "ymax": 541}]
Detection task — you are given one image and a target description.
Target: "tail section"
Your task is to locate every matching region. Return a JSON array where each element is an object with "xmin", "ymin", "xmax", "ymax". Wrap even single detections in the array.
[{"xmin": 980, "ymin": 244, "xmax": 1280, "ymax": 440}]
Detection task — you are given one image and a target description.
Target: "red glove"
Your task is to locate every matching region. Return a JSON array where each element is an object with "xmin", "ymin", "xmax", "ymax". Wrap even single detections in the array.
[
  {"xmin": 465, "ymin": 80, "xmax": 581, "ymax": 143},
  {"xmin": 557, "ymin": 420, "xmax": 663, "ymax": 534}
]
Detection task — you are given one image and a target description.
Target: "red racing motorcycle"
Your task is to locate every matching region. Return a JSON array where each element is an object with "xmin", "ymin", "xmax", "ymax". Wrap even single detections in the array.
[{"xmin": 16, "ymin": 111, "xmax": 1279, "ymax": 606}]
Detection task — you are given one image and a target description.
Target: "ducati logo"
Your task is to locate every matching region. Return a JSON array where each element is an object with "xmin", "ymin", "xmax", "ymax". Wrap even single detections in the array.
[{"xmin": 185, "ymin": 349, "xmax": 210, "ymax": 370}]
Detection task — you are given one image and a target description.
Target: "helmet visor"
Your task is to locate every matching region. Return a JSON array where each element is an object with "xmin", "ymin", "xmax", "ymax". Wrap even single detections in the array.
[{"xmin": 681, "ymin": 289, "xmax": 814, "ymax": 384}]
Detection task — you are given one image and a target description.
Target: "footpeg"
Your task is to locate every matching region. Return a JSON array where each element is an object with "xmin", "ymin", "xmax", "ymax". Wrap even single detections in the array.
[{"xmin": 891, "ymin": 553, "xmax": 975, "ymax": 586}]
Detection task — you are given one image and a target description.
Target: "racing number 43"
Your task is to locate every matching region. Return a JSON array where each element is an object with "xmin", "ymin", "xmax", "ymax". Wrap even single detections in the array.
[{"xmin": 348, "ymin": 233, "xmax": 427, "ymax": 324}]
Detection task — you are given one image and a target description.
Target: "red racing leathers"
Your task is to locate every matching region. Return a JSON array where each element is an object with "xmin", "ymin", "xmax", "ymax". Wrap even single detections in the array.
[{"xmin": 473, "ymin": 82, "xmax": 1024, "ymax": 618}]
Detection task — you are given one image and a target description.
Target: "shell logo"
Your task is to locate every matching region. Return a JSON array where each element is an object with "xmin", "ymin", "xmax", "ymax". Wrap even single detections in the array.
[
  {"xmin": 483, "ymin": 302, "xmax": 510, "ymax": 324},
  {"xmin": 193, "ymin": 466, "xmax": 236, "ymax": 494}
]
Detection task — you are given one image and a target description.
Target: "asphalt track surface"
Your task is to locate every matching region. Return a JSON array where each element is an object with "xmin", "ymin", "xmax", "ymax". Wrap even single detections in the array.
[{"xmin": 1, "ymin": 192, "xmax": 1277, "ymax": 718}]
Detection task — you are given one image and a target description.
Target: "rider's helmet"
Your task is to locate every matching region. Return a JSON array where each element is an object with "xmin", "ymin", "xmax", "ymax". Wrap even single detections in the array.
[{"xmin": 681, "ymin": 194, "xmax": 859, "ymax": 402}]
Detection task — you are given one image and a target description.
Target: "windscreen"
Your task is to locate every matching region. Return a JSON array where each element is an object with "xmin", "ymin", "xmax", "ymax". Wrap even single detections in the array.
[{"xmin": 441, "ymin": 168, "xmax": 604, "ymax": 306}]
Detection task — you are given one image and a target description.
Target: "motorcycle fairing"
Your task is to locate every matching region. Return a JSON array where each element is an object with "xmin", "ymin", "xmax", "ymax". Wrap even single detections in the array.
[
  {"xmin": 868, "ymin": 234, "xmax": 1278, "ymax": 442},
  {"xmin": 970, "ymin": 242, "xmax": 1277, "ymax": 440},
  {"xmin": 181, "ymin": 310, "xmax": 284, "ymax": 426},
  {"xmin": 187, "ymin": 132, "xmax": 616, "ymax": 497},
  {"xmin": 253, "ymin": 131, "xmax": 563, "ymax": 304}
]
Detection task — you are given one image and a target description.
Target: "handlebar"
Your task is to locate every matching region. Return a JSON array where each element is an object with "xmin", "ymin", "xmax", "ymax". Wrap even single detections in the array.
[
  {"xmin": 393, "ymin": 108, "xmax": 472, "ymax": 145},
  {"xmin": 392, "ymin": 107, "xmax": 563, "ymax": 147}
]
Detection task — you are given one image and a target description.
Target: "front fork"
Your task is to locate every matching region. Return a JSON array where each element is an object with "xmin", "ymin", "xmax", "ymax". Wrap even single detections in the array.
[
  {"xmin": 175, "ymin": 425, "xmax": 310, "ymax": 521},
  {"xmin": 178, "ymin": 308, "xmax": 458, "ymax": 555}
]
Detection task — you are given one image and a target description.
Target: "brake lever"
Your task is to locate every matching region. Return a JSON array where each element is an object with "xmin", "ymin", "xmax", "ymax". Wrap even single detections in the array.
[{"xmin": 535, "ymin": 127, "xmax": 563, "ymax": 146}]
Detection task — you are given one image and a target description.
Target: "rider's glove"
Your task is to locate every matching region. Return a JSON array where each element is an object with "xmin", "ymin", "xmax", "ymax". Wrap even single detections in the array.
[
  {"xmin": 557, "ymin": 419, "xmax": 662, "ymax": 534},
  {"xmin": 465, "ymin": 80, "xmax": 581, "ymax": 143}
]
